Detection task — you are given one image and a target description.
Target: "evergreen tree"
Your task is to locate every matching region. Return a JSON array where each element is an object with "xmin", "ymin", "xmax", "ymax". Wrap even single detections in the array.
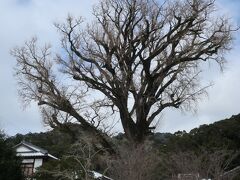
[{"xmin": 0, "ymin": 131, "xmax": 23, "ymax": 180}]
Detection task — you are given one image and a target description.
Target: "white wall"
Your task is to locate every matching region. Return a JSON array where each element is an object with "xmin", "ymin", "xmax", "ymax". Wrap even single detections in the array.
[
  {"xmin": 16, "ymin": 146, "xmax": 31, "ymax": 152},
  {"xmin": 34, "ymin": 159, "xmax": 43, "ymax": 172}
]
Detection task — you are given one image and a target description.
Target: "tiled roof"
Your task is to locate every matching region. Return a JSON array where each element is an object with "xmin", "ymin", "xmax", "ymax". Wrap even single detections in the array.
[{"xmin": 14, "ymin": 141, "xmax": 58, "ymax": 160}]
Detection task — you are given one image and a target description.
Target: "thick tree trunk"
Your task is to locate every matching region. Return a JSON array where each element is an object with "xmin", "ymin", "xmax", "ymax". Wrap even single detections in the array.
[{"xmin": 120, "ymin": 111, "xmax": 150, "ymax": 143}]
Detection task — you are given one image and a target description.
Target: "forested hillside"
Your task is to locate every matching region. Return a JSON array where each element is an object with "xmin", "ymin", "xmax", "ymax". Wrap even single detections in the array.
[
  {"xmin": 7, "ymin": 114, "xmax": 240, "ymax": 160},
  {"xmin": 6, "ymin": 114, "xmax": 240, "ymax": 179},
  {"xmin": 155, "ymin": 114, "xmax": 240, "ymax": 151}
]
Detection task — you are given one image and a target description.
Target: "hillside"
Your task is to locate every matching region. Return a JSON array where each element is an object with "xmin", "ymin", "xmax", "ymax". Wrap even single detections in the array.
[
  {"xmin": 163, "ymin": 114, "xmax": 240, "ymax": 151},
  {"xmin": 7, "ymin": 114, "xmax": 240, "ymax": 156}
]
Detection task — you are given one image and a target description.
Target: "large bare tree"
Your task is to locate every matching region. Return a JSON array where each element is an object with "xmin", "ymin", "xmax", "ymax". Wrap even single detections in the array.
[{"xmin": 12, "ymin": 0, "xmax": 236, "ymax": 149}]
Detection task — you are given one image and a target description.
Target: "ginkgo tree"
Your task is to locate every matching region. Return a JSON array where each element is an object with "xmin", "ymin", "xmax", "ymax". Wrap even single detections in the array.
[{"xmin": 12, "ymin": 0, "xmax": 236, "ymax": 152}]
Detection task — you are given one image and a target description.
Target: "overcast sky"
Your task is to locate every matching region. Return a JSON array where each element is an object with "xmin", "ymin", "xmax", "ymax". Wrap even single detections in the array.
[{"xmin": 0, "ymin": 0, "xmax": 239, "ymax": 136}]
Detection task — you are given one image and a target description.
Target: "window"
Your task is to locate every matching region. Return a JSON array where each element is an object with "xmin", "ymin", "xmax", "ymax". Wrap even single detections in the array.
[{"xmin": 21, "ymin": 163, "xmax": 34, "ymax": 177}]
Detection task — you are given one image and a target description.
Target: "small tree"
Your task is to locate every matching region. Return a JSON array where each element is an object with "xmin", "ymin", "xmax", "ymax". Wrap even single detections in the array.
[
  {"xmin": 12, "ymin": 0, "xmax": 236, "ymax": 148},
  {"xmin": 36, "ymin": 138, "xmax": 107, "ymax": 180}
]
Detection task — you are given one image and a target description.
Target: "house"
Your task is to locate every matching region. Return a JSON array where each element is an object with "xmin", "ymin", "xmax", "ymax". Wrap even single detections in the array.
[{"xmin": 14, "ymin": 141, "xmax": 58, "ymax": 178}]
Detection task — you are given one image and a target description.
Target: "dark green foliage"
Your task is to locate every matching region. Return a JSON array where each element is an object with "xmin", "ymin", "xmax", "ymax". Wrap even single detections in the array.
[
  {"xmin": 0, "ymin": 131, "xmax": 23, "ymax": 180},
  {"xmin": 156, "ymin": 114, "xmax": 240, "ymax": 153},
  {"xmin": 189, "ymin": 114, "xmax": 240, "ymax": 150}
]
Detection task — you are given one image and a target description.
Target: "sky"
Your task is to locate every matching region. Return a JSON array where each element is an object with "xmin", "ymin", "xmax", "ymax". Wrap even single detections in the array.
[{"xmin": 0, "ymin": 0, "xmax": 239, "ymax": 136}]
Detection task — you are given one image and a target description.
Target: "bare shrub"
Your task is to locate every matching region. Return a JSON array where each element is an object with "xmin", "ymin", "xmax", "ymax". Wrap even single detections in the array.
[
  {"xmin": 108, "ymin": 141, "xmax": 159, "ymax": 180},
  {"xmin": 160, "ymin": 149, "xmax": 239, "ymax": 180}
]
